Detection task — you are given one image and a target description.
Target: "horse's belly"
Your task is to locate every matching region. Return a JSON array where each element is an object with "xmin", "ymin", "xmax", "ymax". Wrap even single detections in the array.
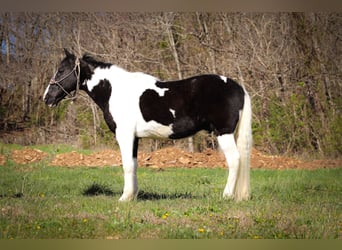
[{"xmin": 136, "ymin": 120, "xmax": 173, "ymax": 138}]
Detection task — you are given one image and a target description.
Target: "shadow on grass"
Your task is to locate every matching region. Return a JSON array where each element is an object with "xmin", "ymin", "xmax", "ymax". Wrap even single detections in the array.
[
  {"xmin": 82, "ymin": 183, "xmax": 194, "ymax": 200},
  {"xmin": 137, "ymin": 190, "xmax": 194, "ymax": 200},
  {"xmin": 0, "ymin": 192, "xmax": 24, "ymax": 198},
  {"xmin": 82, "ymin": 183, "xmax": 118, "ymax": 196}
]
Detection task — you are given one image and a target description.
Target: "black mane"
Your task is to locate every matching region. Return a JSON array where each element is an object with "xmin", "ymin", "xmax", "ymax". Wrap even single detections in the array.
[{"xmin": 82, "ymin": 54, "xmax": 112, "ymax": 69}]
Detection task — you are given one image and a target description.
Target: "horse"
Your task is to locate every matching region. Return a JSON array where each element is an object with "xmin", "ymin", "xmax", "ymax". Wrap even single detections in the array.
[{"xmin": 43, "ymin": 49, "xmax": 252, "ymax": 202}]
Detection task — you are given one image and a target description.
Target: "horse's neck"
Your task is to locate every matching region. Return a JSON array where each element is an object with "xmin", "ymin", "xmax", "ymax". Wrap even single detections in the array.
[
  {"xmin": 81, "ymin": 65, "xmax": 129, "ymax": 110},
  {"xmin": 82, "ymin": 65, "xmax": 158, "ymax": 108}
]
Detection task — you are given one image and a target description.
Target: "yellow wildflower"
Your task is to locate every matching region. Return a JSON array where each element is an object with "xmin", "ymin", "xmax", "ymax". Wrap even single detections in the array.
[{"xmin": 162, "ymin": 212, "xmax": 169, "ymax": 219}]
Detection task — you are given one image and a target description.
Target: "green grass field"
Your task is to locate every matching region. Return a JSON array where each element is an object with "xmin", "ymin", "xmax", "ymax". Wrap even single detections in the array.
[{"xmin": 0, "ymin": 144, "xmax": 341, "ymax": 239}]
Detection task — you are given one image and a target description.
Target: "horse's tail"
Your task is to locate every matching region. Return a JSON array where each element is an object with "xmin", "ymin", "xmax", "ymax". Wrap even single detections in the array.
[{"xmin": 234, "ymin": 89, "xmax": 252, "ymax": 201}]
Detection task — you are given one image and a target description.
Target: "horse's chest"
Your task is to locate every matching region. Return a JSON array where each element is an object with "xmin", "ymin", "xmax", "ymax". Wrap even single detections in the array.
[{"xmin": 107, "ymin": 90, "xmax": 174, "ymax": 138}]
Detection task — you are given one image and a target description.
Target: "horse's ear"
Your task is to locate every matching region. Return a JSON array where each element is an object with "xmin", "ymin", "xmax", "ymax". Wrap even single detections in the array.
[{"xmin": 64, "ymin": 48, "xmax": 73, "ymax": 58}]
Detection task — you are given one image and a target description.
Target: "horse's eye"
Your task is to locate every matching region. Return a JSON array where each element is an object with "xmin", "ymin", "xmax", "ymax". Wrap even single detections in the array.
[{"xmin": 58, "ymin": 69, "xmax": 64, "ymax": 74}]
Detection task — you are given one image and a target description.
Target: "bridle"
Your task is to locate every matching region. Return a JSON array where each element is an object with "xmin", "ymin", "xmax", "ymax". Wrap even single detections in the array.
[{"xmin": 49, "ymin": 57, "xmax": 81, "ymax": 100}]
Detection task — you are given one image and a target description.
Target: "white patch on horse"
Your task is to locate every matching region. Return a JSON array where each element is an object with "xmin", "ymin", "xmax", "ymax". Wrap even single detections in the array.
[
  {"xmin": 169, "ymin": 109, "xmax": 176, "ymax": 117},
  {"xmin": 86, "ymin": 66, "xmax": 126, "ymax": 92},
  {"xmin": 154, "ymin": 88, "xmax": 168, "ymax": 96},
  {"xmin": 220, "ymin": 76, "xmax": 227, "ymax": 82},
  {"xmin": 84, "ymin": 64, "xmax": 171, "ymax": 140},
  {"xmin": 43, "ymin": 84, "xmax": 51, "ymax": 101},
  {"xmin": 217, "ymin": 133, "xmax": 240, "ymax": 199},
  {"xmin": 135, "ymin": 120, "xmax": 173, "ymax": 138}
]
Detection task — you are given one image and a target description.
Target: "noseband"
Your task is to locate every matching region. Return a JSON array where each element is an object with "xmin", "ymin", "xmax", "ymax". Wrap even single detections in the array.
[{"xmin": 49, "ymin": 58, "xmax": 81, "ymax": 100}]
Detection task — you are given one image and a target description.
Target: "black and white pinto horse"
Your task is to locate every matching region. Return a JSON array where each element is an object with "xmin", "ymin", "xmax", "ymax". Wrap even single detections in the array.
[{"xmin": 44, "ymin": 49, "xmax": 252, "ymax": 202}]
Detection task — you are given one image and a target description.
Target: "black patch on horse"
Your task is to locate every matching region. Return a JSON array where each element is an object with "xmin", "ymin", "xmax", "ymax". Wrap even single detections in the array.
[
  {"xmin": 87, "ymin": 79, "xmax": 111, "ymax": 110},
  {"xmin": 139, "ymin": 89, "xmax": 175, "ymax": 126},
  {"xmin": 139, "ymin": 74, "xmax": 245, "ymax": 138},
  {"xmin": 84, "ymin": 79, "xmax": 117, "ymax": 133}
]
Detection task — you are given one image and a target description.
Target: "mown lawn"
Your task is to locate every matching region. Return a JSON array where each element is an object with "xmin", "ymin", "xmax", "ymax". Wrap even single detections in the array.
[{"xmin": 0, "ymin": 145, "xmax": 341, "ymax": 239}]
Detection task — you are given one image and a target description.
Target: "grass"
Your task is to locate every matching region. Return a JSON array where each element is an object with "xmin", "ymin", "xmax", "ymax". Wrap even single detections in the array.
[{"xmin": 0, "ymin": 144, "xmax": 341, "ymax": 239}]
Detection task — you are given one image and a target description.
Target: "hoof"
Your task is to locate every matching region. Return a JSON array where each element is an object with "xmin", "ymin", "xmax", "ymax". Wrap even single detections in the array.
[
  {"xmin": 118, "ymin": 192, "xmax": 137, "ymax": 202},
  {"xmin": 223, "ymin": 192, "xmax": 234, "ymax": 200},
  {"xmin": 223, "ymin": 192, "xmax": 250, "ymax": 202}
]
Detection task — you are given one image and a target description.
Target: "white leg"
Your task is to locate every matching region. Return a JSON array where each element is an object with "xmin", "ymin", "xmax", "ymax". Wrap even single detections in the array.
[
  {"xmin": 116, "ymin": 131, "xmax": 138, "ymax": 202},
  {"xmin": 217, "ymin": 133, "xmax": 240, "ymax": 199}
]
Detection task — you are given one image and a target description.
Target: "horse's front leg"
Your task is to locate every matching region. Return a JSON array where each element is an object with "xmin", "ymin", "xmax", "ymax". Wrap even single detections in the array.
[{"xmin": 117, "ymin": 130, "xmax": 139, "ymax": 202}]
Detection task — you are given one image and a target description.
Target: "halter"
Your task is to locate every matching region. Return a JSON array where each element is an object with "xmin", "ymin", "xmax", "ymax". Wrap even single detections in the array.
[{"xmin": 49, "ymin": 57, "xmax": 81, "ymax": 100}]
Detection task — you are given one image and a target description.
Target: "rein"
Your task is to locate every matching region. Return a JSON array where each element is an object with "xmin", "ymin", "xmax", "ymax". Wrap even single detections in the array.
[{"xmin": 49, "ymin": 58, "xmax": 81, "ymax": 100}]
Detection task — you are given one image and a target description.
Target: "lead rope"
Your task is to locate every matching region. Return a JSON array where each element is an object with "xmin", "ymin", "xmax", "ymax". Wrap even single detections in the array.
[{"xmin": 70, "ymin": 58, "xmax": 81, "ymax": 100}]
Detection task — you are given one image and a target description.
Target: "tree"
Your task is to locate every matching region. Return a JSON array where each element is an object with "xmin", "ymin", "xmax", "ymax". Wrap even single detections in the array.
[{"xmin": 0, "ymin": 12, "xmax": 341, "ymax": 157}]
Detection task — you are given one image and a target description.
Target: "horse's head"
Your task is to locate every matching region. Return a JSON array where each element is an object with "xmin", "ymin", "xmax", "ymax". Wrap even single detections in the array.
[{"xmin": 43, "ymin": 49, "xmax": 80, "ymax": 107}]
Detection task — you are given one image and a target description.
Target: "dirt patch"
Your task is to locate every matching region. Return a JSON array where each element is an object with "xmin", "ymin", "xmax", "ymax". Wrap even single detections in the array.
[
  {"xmin": 5, "ymin": 146, "xmax": 342, "ymax": 169},
  {"xmin": 250, "ymin": 149, "xmax": 342, "ymax": 170},
  {"xmin": 49, "ymin": 147, "xmax": 341, "ymax": 170},
  {"xmin": 251, "ymin": 149, "xmax": 304, "ymax": 170},
  {"xmin": 49, "ymin": 150, "xmax": 122, "ymax": 167},
  {"xmin": 47, "ymin": 147, "xmax": 227, "ymax": 169},
  {"xmin": 11, "ymin": 148, "xmax": 48, "ymax": 164},
  {"xmin": 140, "ymin": 148, "xmax": 342, "ymax": 170},
  {"xmin": 140, "ymin": 147, "xmax": 226, "ymax": 169},
  {"xmin": 0, "ymin": 154, "xmax": 6, "ymax": 165}
]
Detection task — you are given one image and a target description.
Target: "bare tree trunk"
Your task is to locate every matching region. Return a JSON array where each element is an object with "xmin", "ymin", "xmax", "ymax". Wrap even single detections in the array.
[
  {"xmin": 165, "ymin": 20, "xmax": 182, "ymax": 80},
  {"xmin": 308, "ymin": 13, "xmax": 332, "ymax": 106},
  {"xmin": 195, "ymin": 12, "xmax": 217, "ymax": 74},
  {"xmin": 164, "ymin": 13, "xmax": 194, "ymax": 152},
  {"xmin": 4, "ymin": 13, "xmax": 10, "ymax": 64},
  {"xmin": 90, "ymin": 102, "xmax": 98, "ymax": 146}
]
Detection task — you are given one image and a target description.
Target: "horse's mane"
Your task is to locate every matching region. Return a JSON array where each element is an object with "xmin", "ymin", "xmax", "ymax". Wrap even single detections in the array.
[{"xmin": 82, "ymin": 54, "xmax": 112, "ymax": 68}]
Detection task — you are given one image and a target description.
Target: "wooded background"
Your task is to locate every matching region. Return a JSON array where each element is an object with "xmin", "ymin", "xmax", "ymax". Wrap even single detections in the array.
[{"xmin": 0, "ymin": 12, "xmax": 341, "ymax": 158}]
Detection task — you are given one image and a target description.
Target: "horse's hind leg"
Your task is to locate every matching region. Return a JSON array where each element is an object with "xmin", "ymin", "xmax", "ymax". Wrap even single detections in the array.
[{"xmin": 217, "ymin": 133, "xmax": 240, "ymax": 199}]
